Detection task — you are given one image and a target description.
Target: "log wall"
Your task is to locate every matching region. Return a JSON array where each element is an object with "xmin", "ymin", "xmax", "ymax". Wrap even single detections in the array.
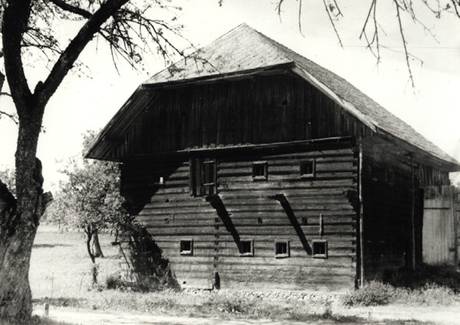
[{"xmin": 121, "ymin": 142, "xmax": 359, "ymax": 291}]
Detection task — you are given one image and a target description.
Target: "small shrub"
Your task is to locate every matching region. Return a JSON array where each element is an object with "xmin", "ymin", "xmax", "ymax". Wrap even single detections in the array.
[
  {"xmin": 105, "ymin": 273, "xmax": 124, "ymax": 290},
  {"xmin": 342, "ymin": 281, "xmax": 394, "ymax": 306},
  {"xmin": 319, "ymin": 299, "xmax": 333, "ymax": 319},
  {"xmin": 397, "ymin": 283, "xmax": 456, "ymax": 305}
]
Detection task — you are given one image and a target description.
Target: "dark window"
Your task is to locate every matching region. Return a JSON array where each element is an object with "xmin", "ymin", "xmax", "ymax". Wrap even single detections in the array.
[
  {"xmin": 180, "ymin": 240, "xmax": 193, "ymax": 255},
  {"xmin": 300, "ymin": 159, "xmax": 315, "ymax": 178},
  {"xmin": 274, "ymin": 240, "xmax": 289, "ymax": 258},
  {"xmin": 239, "ymin": 240, "xmax": 254, "ymax": 256},
  {"xmin": 190, "ymin": 159, "xmax": 217, "ymax": 196},
  {"xmin": 252, "ymin": 161, "xmax": 268, "ymax": 180},
  {"xmin": 312, "ymin": 240, "xmax": 328, "ymax": 258}
]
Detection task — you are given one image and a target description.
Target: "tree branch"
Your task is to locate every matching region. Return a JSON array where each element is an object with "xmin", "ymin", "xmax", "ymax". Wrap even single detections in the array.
[
  {"xmin": 2, "ymin": 0, "xmax": 34, "ymax": 113},
  {"xmin": 0, "ymin": 109, "xmax": 19, "ymax": 124},
  {"xmin": 322, "ymin": 0, "xmax": 343, "ymax": 47},
  {"xmin": 37, "ymin": 0, "xmax": 130, "ymax": 107},
  {"xmin": 47, "ymin": 0, "xmax": 92, "ymax": 19},
  {"xmin": 394, "ymin": 0, "xmax": 415, "ymax": 87}
]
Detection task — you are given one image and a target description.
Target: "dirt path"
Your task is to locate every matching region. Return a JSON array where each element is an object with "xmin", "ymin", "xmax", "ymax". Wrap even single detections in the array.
[
  {"xmin": 34, "ymin": 307, "xmax": 343, "ymax": 325},
  {"xmin": 34, "ymin": 304, "xmax": 460, "ymax": 325},
  {"xmin": 36, "ymin": 305, "xmax": 460, "ymax": 325},
  {"xmin": 339, "ymin": 304, "xmax": 460, "ymax": 325}
]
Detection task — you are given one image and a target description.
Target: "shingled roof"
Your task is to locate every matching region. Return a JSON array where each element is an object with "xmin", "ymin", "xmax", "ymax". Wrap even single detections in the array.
[{"xmin": 145, "ymin": 23, "xmax": 458, "ymax": 168}]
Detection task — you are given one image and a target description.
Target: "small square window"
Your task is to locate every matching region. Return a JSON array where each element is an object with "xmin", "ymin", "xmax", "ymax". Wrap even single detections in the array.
[
  {"xmin": 180, "ymin": 240, "xmax": 193, "ymax": 256},
  {"xmin": 300, "ymin": 159, "xmax": 315, "ymax": 178},
  {"xmin": 274, "ymin": 240, "xmax": 290, "ymax": 258},
  {"xmin": 239, "ymin": 240, "xmax": 254, "ymax": 256},
  {"xmin": 312, "ymin": 240, "xmax": 328, "ymax": 258},
  {"xmin": 252, "ymin": 162, "xmax": 268, "ymax": 180}
]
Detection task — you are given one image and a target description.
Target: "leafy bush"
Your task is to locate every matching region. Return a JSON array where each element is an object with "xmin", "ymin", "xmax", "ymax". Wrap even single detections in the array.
[
  {"xmin": 342, "ymin": 281, "xmax": 394, "ymax": 306},
  {"xmin": 105, "ymin": 273, "xmax": 124, "ymax": 290}
]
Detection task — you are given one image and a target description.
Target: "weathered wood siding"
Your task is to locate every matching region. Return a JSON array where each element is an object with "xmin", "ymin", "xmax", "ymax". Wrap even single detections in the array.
[
  {"xmin": 360, "ymin": 136, "xmax": 451, "ymax": 280},
  {"xmin": 362, "ymin": 164, "xmax": 418, "ymax": 279},
  {"xmin": 423, "ymin": 186, "xmax": 459, "ymax": 265},
  {"xmin": 121, "ymin": 143, "xmax": 359, "ymax": 290},
  {"xmin": 116, "ymin": 74, "xmax": 369, "ymax": 159}
]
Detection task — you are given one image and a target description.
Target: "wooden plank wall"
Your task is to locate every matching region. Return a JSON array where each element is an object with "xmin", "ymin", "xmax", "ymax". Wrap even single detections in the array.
[
  {"xmin": 361, "ymin": 136, "xmax": 452, "ymax": 280},
  {"xmin": 423, "ymin": 186, "xmax": 458, "ymax": 266},
  {"xmin": 115, "ymin": 74, "xmax": 370, "ymax": 159},
  {"xmin": 362, "ymin": 167, "xmax": 415, "ymax": 279},
  {"xmin": 122, "ymin": 144, "xmax": 359, "ymax": 291}
]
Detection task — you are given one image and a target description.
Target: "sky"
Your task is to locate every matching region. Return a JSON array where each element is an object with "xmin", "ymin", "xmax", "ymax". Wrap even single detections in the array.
[{"xmin": 1, "ymin": 0, "xmax": 460, "ymax": 190}]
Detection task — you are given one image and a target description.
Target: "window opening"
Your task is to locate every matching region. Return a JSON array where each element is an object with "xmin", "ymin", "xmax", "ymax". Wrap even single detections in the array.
[
  {"xmin": 312, "ymin": 240, "xmax": 328, "ymax": 258},
  {"xmin": 239, "ymin": 240, "xmax": 254, "ymax": 256},
  {"xmin": 300, "ymin": 159, "xmax": 315, "ymax": 178},
  {"xmin": 180, "ymin": 240, "xmax": 193, "ymax": 256},
  {"xmin": 190, "ymin": 159, "xmax": 217, "ymax": 196},
  {"xmin": 275, "ymin": 240, "xmax": 290, "ymax": 258},
  {"xmin": 252, "ymin": 161, "xmax": 268, "ymax": 180}
]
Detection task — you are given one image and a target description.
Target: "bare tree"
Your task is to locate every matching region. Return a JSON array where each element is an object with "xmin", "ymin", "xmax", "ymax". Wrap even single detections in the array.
[
  {"xmin": 0, "ymin": 0, "xmax": 185, "ymax": 322},
  {"xmin": 275, "ymin": 0, "xmax": 460, "ymax": 87}
]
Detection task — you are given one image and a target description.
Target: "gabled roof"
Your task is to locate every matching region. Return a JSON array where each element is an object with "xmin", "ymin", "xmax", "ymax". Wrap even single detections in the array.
[
  {"xmin": 88, "ymin": 24, "xmax": 459, "ymax": 170},
  {"xmin": 144, "ymin": 23, "xmax": 458, "ymax": 167}
]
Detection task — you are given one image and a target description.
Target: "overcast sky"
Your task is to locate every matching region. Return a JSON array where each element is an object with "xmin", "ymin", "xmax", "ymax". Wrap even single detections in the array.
[{"xmin": 1, "ymin": 0, "xmax": 460, "ymax": 190}]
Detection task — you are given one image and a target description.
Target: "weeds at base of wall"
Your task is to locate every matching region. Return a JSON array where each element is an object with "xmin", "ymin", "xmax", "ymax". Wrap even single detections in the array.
[{"xmin": 341, "ymin": 281, "xmax": 458, "ymax": 307}]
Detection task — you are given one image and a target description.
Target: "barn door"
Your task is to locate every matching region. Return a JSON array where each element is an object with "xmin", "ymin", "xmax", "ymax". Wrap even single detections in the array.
[{"xmin": 422, "ymin": 186, "xmax": 457, "ymax": 265}]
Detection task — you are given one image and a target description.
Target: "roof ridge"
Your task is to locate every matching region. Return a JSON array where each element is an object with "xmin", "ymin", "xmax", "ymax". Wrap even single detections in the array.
[
  {"xmin": 141, "ymin": 24, "xmax": 459, "ymax": 167},
  {"xmin": 145, "ymin": 23, "xmax": 258, "ymax": 84}
]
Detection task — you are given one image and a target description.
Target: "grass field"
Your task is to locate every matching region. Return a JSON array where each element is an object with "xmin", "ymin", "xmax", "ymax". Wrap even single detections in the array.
[
  {"xmin": 29, "ymin": 225, "xmax": 458, "ymax": 324},
  {"xmin": 30, "ymin": 226, "xmax": 120, "ymax": 303}
]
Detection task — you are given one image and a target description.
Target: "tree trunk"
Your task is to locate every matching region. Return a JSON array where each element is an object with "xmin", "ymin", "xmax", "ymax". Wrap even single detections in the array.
[
  {"xmin": 91, "ymin": 229, "xmax": 104, "ymax": 258},
  {"xmin": 85, "ymin": 226, "xmax": 99, "ymax": 285},
  {"xmin": 85, "ymin": 226, "xmax": 96, "ymax": 264},
  {"xmin": 0, "ymin": 110, "xmax": 51, "ymax": 323},
  {"xmin": 0, "ymin": 218, "xmax": 36, "ymax": 322}
]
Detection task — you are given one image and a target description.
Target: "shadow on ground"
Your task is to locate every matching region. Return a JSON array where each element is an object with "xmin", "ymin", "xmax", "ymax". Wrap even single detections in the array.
[
  {"xmin": 384, "ymin": 264, "xmax": 460, "ymax": 292},
  {"xmin": 33, "ymin": 244, "xmax": 72, "ymax": 249}
]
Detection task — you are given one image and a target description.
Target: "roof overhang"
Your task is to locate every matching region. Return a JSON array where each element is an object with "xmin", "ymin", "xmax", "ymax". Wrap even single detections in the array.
[
  {"xmin": 86, "ymin": 63, "xmax": 296, "ymax": 161},
  {"xmin": 86, "ymin": 62, "xmax": 460, "ymax": 172},
  {"xmin": 290, "ymin": 64, "xmax": 460, "ymax": 172}
]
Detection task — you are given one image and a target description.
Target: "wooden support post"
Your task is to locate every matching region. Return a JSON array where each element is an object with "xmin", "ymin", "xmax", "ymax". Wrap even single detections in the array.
[
  {"xmin": 357, "ymin": 139, "xmax": 364, "ymax": 288},
  {"xmin": 269, "ymin": 194, "xmax": 312, "ymax": 255},
  {"xmin": 319, "ymin": 213, "xmax": 324, "ymax": 237},
  {"xmin": 410, "ymin": 155, "xmax": 417, "ymax": 270},
  {"xmin": 451, "ymin": 187, "xmax": 458, "ymax": 267},
  {"xmin": 206, "ymin": 194, "xmax": 241, "ymax": 252}
]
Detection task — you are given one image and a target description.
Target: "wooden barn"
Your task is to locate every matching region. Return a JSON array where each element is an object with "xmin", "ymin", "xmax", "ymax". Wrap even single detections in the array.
[{"xmin": 87, "ymin": 24, "xmax": 460, "ymax": 291}]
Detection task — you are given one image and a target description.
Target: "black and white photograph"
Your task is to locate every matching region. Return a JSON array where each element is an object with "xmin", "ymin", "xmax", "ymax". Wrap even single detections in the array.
[{"xmin": 0, "ymin": 1, "xmax": 460, "ymax": 324}]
